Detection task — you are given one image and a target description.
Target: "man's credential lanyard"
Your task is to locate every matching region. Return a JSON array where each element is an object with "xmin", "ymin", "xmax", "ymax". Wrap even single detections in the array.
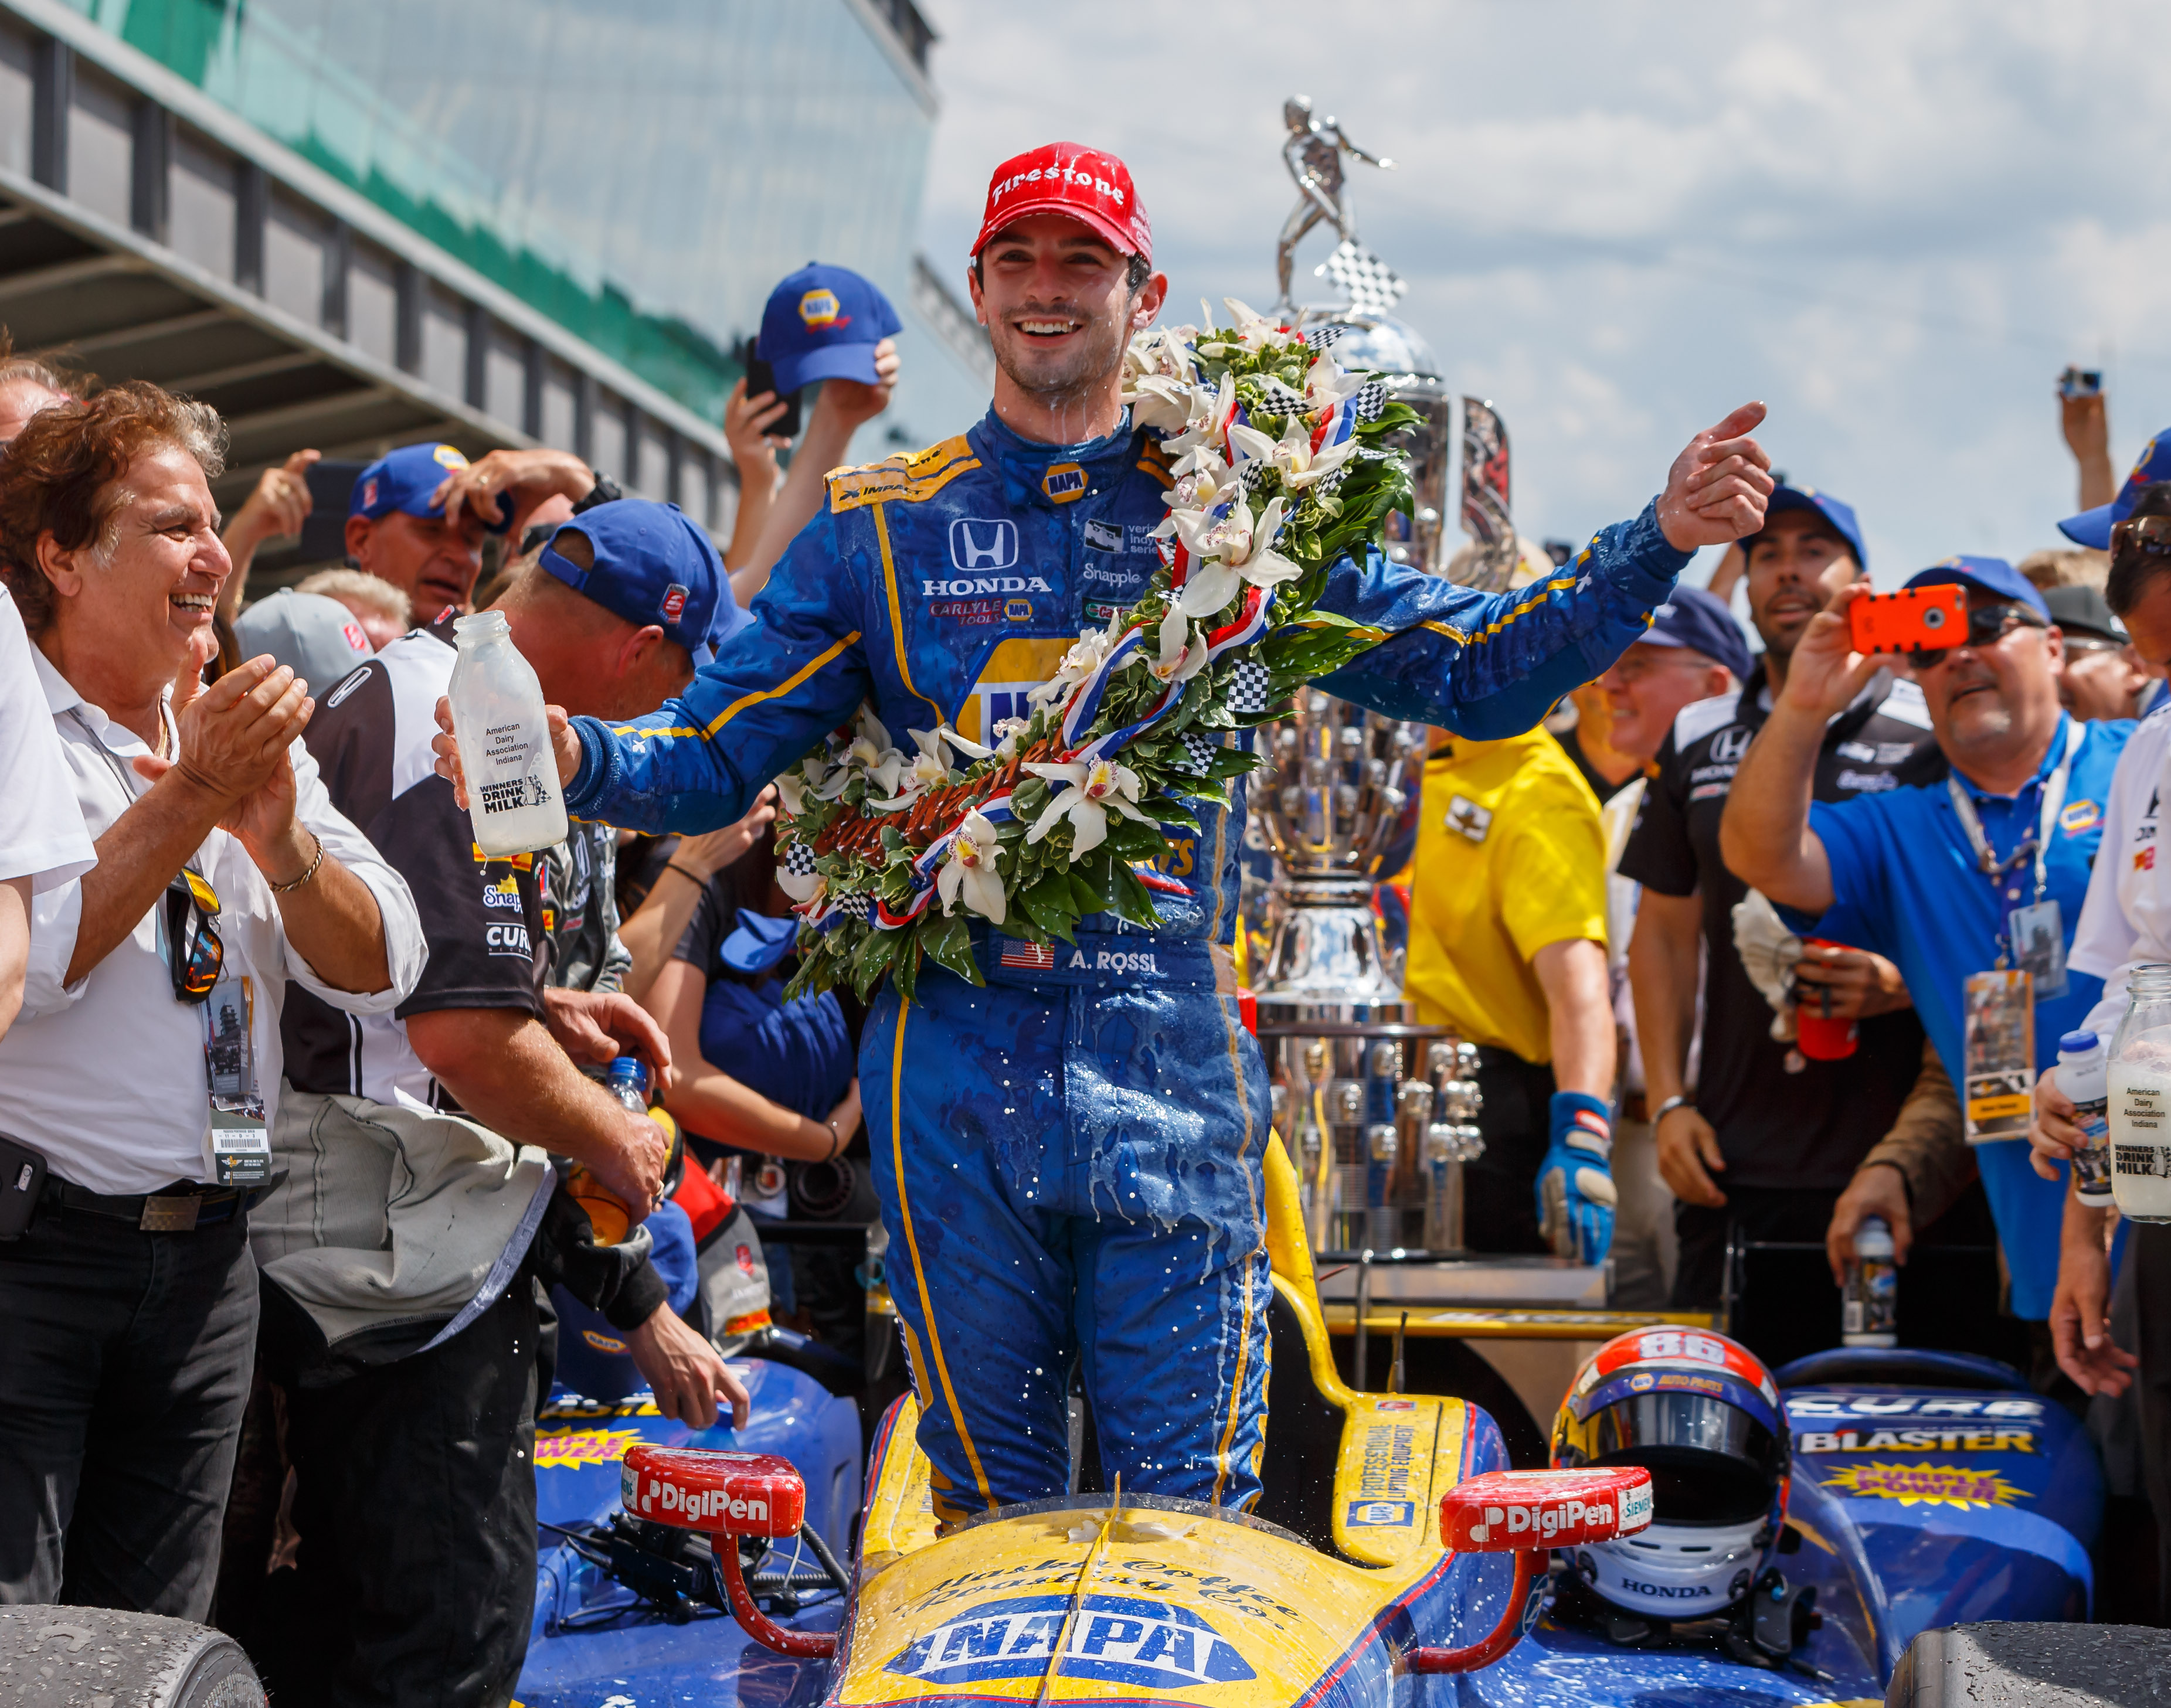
[
  {"xmin": 1946, "ymin": 717, "xmax": 2079, "ymax": 994},
  {"xmin": 1952, "ymin": 720, "xmax": 2079, "ymax": 1143}
]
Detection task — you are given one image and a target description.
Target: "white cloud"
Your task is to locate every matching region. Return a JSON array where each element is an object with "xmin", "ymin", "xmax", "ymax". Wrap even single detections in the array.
[{"xmin": 915, "ymin": 0, "xmax": 2171, "ymax": 580}]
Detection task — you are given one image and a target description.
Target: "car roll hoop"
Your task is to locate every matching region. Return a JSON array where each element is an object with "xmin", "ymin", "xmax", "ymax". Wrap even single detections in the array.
[{"xmin": 1408, "ymin": 1467, "xmax": 1656, "ymax": 1673}]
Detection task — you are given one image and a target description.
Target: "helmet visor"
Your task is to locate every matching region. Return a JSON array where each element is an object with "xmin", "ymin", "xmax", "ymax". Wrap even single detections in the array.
[{"xmin": 1561, "ymin": 1392, "xmax": 1784, "ymax": 1525}]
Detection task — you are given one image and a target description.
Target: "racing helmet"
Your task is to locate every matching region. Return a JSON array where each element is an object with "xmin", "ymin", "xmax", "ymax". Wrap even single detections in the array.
[{"xmin": 1551, "ymin": 1327, "xmax": 1788, "ymax": 1619}]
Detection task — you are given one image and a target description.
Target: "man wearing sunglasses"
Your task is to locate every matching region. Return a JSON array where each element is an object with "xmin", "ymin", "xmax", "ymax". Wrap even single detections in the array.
[
  {"xmin": 1722, "ymin": 554, "xmax": 2133, "ymax": 1368},
  {"xmin": 0, "ymin": 383, "xmax": 426, "ymax": 1624}
]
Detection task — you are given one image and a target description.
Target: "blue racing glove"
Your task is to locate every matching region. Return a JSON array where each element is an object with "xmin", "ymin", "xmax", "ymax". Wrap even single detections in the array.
[{"xmin": 1537, "ymin": 1091, "xmax": 1617, "ymax": 1267}]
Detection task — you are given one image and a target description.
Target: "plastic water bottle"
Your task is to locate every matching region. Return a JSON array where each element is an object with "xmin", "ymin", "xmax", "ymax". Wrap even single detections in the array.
[
  {"xmin": 1843, "ymin": 1216, "xmax": 1898, "ymax": 1348},
  {"xmin": 447, "ymin": 609, "xmax": 568, "ymax": 856},
  {"xmin": 565, "ymin": 1057, "xmax": 648, "ymax": 1247},
  {"xmin": 2058, "ymin": 1029, "xmax": 2113, "ymax": 1206}
]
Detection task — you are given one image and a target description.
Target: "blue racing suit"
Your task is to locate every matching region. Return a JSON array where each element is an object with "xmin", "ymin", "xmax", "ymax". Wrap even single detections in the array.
[{"xmin": 565, "ymin": 409, "xmax": 1689, "ymax": 1519}]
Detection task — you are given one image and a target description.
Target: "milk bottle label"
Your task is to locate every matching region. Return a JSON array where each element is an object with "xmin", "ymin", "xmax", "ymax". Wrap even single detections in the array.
[{"xmin": 2109, "ymin": 1071, "xmax": 2171, "ymax": 1222}]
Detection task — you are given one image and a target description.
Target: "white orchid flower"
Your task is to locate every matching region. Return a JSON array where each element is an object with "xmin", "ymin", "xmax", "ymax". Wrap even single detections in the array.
[
  {"xmin": 1271, "ymin": 414, "xmax": 1360, "ymax": 489},
  {"xmin": 1128, "ymin": 375, "xmax": 1194, "ymax": 433},
  {"xmin": 1164, "ymin": 444, "xmax": 1235, "ymax": 510},
  {"xmin": 1022, "ymin": 754, "xmax": 1153, "ymax": 856},
  {"xmin": 1176, "ymin": 494, "xmax": 1304, "ymax": 618},
  {"xmin": 1306, "ymin": 354, "xmax": 1364, "ymax": 409},
  {"xmin": 1223, "ymin": 297, "xmax": 1295, "ymax": 352},
  {"xmin": 1161, "ymin": 373, "xmax": 1236, "ymax": 460},
  {"xmin": 777, "ymin": 866, "xmax": 825, "ymax": 906},
  {"xmin": 936, "ymin": 811, "xmax": 1006, "ymax": 924},
  {"xmin": 993, "ymin": 716, "xmax": 1029, "ymax": 760},
  {"xmin": 1147, "ymin": 603, "xmax": 1210, "ymax": 685},
  {"xmin": 836, "ymin": 707, "xmax": 906, "ymax": 799},
  {"xmin": 1027, "ymin": 618, "xmax": 1122, "ymax": 709},
  {"xmin": 775, "ymin": 770, "xmax": 807, "ymax": 817}
]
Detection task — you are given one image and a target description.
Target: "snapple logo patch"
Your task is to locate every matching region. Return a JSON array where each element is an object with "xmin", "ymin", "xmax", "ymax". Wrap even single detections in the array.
[{"xmin": 884, "ymin": 1594, "xmax": 1253, "ymax": 1689}]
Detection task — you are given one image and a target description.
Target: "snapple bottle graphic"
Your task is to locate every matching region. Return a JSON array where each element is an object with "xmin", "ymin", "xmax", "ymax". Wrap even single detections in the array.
[
  {"xmin": 449, "ymin": 610, "xmax": 569, "ymax": 856},
  {"xmin": 2107, "ymin": 965, "xmax": 2171, "ymax": 1224}
]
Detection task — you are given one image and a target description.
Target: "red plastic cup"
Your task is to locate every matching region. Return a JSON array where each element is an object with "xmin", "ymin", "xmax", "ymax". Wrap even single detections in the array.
[{"xmin": 1795, "ymin": 938, "xmax": 1860, "ymax": 1060}]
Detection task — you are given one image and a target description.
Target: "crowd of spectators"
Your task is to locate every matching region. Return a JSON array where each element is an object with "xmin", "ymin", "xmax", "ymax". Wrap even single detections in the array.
[
  {"xmin": 0, "ymin": 273, "xmax": 902, "ymax": 1700},
  {"xmin": 6, "ymin": 266, "xmax": 2171, "ymax": 1690}
]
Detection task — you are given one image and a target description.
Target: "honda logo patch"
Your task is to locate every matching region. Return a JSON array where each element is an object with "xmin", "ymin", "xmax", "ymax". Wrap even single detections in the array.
[{"xmin": 949, "ymin": 518, "xmax": 1019, "ymax": 571}]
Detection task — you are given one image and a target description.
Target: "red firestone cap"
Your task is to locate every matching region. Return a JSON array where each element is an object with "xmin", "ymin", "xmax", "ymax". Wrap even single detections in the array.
[{"xmin": 972, "ymin": 141, "xmax": 1152, "ymax": 262}]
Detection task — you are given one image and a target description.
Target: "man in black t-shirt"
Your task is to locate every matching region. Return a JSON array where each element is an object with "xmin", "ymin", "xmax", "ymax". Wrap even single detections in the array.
[{"xmin": 1621, "ymin": 486, "xmax": 1942, "ymax": 1359}]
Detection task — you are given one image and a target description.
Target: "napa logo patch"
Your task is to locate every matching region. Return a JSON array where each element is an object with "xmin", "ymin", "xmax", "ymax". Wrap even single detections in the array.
[
  {"xmin": 432, "ymin": 444, "xmax": 468, "ymax": 469},
  {"xmin": 2061, "ymin": 799, "xmax": 2101, "ymax": 835},
  {"xmin": 1041, "ymin": 462, "xmax": 1088, "ymax": 503},
  {"xmin": 1004, "ymin": 598, "xmax": 1035, "ymax": 622},
  {"xmin": 798, "ymin": 288, "xmax": 844, "ymax": 329},
  {"xmin": 1346, "ymin": 1499, "xmax": 1417, "ymax": 1528},
  {"xmin": 533, "ymin": 1426, "xmax": 637, "ymax": 1469},
  {"xmin": 884, "ymin": 1594, "xmax": 1253, "ymax": 1689}
]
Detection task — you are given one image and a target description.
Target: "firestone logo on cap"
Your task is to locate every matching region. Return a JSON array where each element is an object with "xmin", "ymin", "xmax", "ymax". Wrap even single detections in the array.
[
  {"xmin": 660, "ymin": 583, "xmax": 689, "ymax": 624},
  {"xmin": 973, "ymin": 141, "xmax": 1151, "ymax": 262}
]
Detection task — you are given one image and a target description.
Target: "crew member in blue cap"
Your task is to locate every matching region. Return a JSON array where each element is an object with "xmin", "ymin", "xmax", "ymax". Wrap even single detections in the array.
[
  {"xmin": 346, "ymin": 441, "xmax": 623, "ymax": 622},
  {"xmin": 1625, "ymin": 485, "xmax": 1945, "ymax": 1355},
  {"xmin": 1722, "ymin": 554, "xmax": 2135, "ymax": 1366},
  {"xmin": 270, "ymin": 496, "xmax": 746, "ymax": 1708}
]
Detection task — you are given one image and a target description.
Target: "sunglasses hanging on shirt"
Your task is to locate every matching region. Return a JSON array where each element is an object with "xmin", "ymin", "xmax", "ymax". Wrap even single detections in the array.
[{"xmin": 164, "ymin": 866, "xmax": 224, "ymax": 1004}]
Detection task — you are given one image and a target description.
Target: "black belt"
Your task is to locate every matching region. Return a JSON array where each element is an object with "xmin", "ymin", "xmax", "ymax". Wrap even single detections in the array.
[{"xmin": 39, "ymin": 1175, "xmax": 278, "ymax": 1232}]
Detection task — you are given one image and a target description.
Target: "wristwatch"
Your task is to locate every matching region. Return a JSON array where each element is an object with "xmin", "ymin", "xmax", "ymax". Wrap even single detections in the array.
[{"xmin": 570, "ymin": 471, "xmax": 623, "ymax": 515}]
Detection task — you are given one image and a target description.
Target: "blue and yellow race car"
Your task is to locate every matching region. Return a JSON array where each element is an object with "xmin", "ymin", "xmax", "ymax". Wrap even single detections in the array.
[{"xmin": 513, "ymin": 1140, "xmax": 2104, "ymax": 1708}]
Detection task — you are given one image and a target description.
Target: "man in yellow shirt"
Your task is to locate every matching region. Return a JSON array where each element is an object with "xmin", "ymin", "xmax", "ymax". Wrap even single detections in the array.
[{"xmin": 1404, "ymin": 723, "xmax": 1617, "ymax": 1262}]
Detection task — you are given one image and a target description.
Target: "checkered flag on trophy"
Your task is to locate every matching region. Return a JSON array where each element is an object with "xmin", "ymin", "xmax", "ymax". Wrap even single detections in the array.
[{"xmin": 1317, "ymin": 239, "xmax": 1406, "ymax": 312}]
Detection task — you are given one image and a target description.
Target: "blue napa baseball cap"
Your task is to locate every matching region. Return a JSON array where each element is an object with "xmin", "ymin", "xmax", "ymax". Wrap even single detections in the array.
[
  {"xmin": 348, "ymin": 442, "xmax": 511, "ymax": 535},
  {"xmin": 1745, "ymin": 484, "xmax": 1867, "ymax": 570},
  {"xmin": 1641, "ymin": 584, "xmax": 1753, "ymax": 679},
  {"xmin": 757, "ymin": 263, "xmax": 902, "ymax": 396},
  {"xmin": 539, "ymin": 499, "xmax": 749, "ymax": 665},
  {"xmin": 1905, "ymin": 555, "xmax": 2051, "ymax": 622},
  {"xmin": 2059, "ymin": 430, "xmax": 2171, "ymax": 549}
]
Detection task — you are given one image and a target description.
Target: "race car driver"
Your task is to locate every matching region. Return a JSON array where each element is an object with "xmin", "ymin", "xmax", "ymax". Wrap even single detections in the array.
[{"xmin": 437, "ymin": 141, "xmax": 1774, "ymax": 1523}]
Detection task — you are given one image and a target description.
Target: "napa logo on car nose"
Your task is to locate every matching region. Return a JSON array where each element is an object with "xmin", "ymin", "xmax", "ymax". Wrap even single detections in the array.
[{"xmin": 884, "ymin": 1593, "xmax": 1253, "ymax": 1689}]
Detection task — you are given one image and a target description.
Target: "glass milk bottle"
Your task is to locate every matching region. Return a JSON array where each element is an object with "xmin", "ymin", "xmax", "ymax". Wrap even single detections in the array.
[
  {"xmin": 447, "ymin": 610, "xmax": 568, "ymax": 856},
  {"xmin": 2107, "ymin": 965, "xmax": 2171, "ymax": 1224}
]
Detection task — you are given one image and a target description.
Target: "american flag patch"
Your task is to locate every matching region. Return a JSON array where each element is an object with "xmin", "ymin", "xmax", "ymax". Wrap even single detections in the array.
[{"xmin": 998, "ymin": 939, "xmax": 1055, "ymax": 971}]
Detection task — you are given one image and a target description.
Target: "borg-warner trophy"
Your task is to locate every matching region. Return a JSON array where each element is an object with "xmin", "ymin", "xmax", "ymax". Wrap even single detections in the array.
[{"xmin": 1248, "ymin": 111, "xmax": 1486, "ymax": 1267}]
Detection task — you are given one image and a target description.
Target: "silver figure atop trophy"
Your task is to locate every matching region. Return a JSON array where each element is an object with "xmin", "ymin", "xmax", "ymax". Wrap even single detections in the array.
[{"xmin": 1275, "ymin": 96, "xmax": 1402, "ymax": 314}]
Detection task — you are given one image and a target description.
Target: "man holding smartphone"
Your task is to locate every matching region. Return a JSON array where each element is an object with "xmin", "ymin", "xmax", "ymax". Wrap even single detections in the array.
[{"xmin": 1721, "ymin": 556, "xmax": 2132, "ymax": 1361}]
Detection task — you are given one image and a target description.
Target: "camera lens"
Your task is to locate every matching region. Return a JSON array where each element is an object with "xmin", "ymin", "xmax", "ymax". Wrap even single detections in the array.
[{"xmin": 1922, "ymin": 607, "xmax": 1948, "ymax": 630}]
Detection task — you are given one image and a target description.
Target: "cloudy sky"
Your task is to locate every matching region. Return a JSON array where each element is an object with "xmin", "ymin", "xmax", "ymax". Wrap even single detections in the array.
[{"xmin": 911, "ymin": 0, "xmax": 2169, "ymax": 589}]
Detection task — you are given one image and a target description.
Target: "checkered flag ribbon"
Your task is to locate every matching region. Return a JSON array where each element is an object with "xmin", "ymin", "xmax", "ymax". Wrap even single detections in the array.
[
  {"xmin": 1255, "ymin": 377, "xmax": 1307, "ymax": 414},
  {"xmin": 1240, "ymin": 460, "xmax": 1268, "ymax": 492},
  {"xmin": 1353, "ymin": 380, "xmax": 1388, "ymax": 421},
  {"xmin": 1310, "ymin": 467, "xmax": 1348, "ymax": 503},
  {"xmin": 1303, "ymin": 323, "xmax": 1346, "ymax": 350},
  {"xmin": 1318, "ymin": 240, "xmax": 1406, "ymax": 313},
  {"xmin": 1227, "ymin": 661, "xmax": 1272, "ymax": 715},
  {"xmin": 836, "ymin": 892, "xmax": 871, "ymax": 923},
  {"xmin": 1174, "ymin": 732, "xmax": 1216, "ymax": 775},
  {"xmin": 781, "ymin": 839, "xmax": 817, "ymax": 878}
]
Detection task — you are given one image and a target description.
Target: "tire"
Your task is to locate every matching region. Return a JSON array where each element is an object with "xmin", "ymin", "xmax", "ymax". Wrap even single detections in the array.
[
  {"xmin": 0, "ymin": 1605, "xmax": 264, "ymax": 1707},
  {"xmin": 1888, "ymin": 1621, "xmax": 2171, "ymax": 1706}
]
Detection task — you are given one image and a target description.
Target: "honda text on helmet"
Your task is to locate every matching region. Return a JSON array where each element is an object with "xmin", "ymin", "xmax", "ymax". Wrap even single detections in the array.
[{"xmin": 1551, "ymin": 1328, "xmax": 1791, "ymax": 1627}]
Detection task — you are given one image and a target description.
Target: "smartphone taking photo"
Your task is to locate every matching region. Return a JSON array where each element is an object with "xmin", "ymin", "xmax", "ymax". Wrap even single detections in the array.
[{"xmin": 740, "ymin": 339, "xmax": 802, "ymax": 440}]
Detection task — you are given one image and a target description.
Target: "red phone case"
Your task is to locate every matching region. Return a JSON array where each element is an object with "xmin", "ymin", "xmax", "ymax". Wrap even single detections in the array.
[{"xmin": 1849, "ymin": 586, "xmax": 1965, "ymax": 653}]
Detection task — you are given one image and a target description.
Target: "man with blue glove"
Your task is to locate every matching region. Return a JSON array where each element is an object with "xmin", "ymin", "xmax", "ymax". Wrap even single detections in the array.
[{"xmin": 437, "ymin": 141, "xmax": 1772, "ymax": 1520}]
